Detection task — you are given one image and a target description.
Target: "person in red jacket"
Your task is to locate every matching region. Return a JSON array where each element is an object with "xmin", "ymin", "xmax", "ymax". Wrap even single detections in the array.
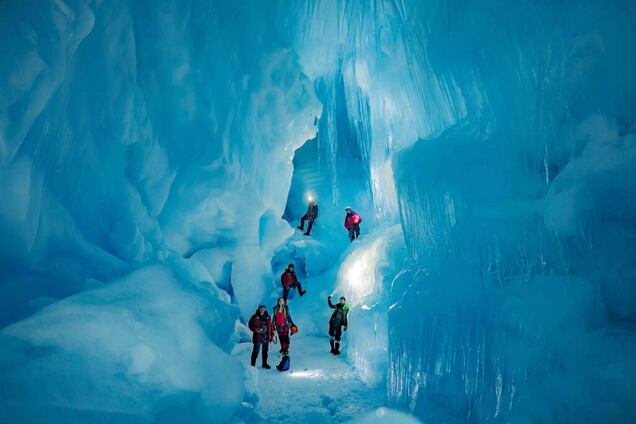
[
  {"xmin": 280, "ymin": 264, "xmax": 306, "ymax": 300},
  {"xmin": 272, "ymin": 298, "xmax": 297, "ymax": 355},
  {"xmin": 248, "ymin": 304, "xmax": 274, "ymax": 369},
  {"xmin": 344, "ymin": 207, "xmax": 362, "ymax": 242}
]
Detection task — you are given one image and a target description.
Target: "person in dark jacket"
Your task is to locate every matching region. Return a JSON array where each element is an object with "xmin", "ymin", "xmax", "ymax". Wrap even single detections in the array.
[
  {"xmin": 248, "ymin": 304, "xmax": 274, "ymax": 368},
  {"xmin": 280, "ymin": 264, "xmax": 306, "ymax": 300},
  {"xmin": 298, "ymin": 198, "xmax": 319, "ymax": 236},
  {"xmin": 327, "ymin": 295, "xmax": 349, "ymax": 355},
  {"xmin": 344, "ymin": 207, "xmax": 362, "ymax": 241},
  {"xmin": 272, "ymin": 298, "xmax": 297, "ymax": 355}
]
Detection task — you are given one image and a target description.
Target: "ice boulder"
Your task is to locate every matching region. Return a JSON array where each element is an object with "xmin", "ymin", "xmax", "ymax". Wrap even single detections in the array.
[{"xmin": 0, "ymin": 265, "xmax": 245, "ymax": 423}]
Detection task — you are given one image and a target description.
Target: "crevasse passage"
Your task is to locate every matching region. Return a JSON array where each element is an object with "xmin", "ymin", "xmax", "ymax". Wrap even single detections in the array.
[{"xmin": 1, "ymin": 0, "xmax": 635, "ymax": 423}]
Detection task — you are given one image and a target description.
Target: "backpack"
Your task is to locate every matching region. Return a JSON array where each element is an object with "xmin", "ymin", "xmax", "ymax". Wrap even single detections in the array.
[{"xmin": 276, "ymin": 355, "xmax": 290, "ymax": 371}]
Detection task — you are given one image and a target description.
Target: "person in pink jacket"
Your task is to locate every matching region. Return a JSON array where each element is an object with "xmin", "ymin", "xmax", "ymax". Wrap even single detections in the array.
[{"xmin": 344, "ymin": 207, "xmax": 362, "ymax": 242}]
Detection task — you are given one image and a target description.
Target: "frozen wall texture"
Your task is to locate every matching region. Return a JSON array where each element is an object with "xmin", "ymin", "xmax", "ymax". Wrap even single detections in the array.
[
  {"xmin": 380, "ymin": 1, "xmax": 636, "ymax": 423},
  {"xmin": 1, "ymin": 0, "xmax": 636, "ymax": 422},
  {"xmin": 0, "ymin": 0, "xmax": 319, "ymax": 420}
]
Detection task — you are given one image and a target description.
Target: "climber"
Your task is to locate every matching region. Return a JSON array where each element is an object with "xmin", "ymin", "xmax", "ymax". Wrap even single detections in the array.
[
  {"xmin": 272, "ymin": 298, "xmax": 298, "ymax": 355},
  {"xmin": 248, "ymin": 304, "xmax": 274, "ymax": 369},
  {"xmin": 327, "ymin": 295, "xmax": 349, "ymax": 355},
  {"xmin": 298, "ymin": 197, "xmax": 319, "ymax": 236},
  {"xmin": 344, "ymin": 207, "xmax": 362, "ymax": 241},
  {"xmin": 281, "ymin": 263, "xmax": 306, "ymax": 300}
]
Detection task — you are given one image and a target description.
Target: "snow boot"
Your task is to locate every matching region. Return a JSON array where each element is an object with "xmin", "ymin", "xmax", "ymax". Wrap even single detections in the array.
[
  {"xmin": 262, "ymin": 350, "xmax": 270, "ymax": 368},
  {"xmin": 303, "ymin": 232, "xmax": 311, "ymax": 236},
  {"xmin": 333, "ymin": 342, "xmax": 341, "ymax": 355},
  {"xmin": 330, "ymin": 340, "xmax": 335, "ymax": 354},
  {"xmin": 299, "ymin": 289, "xmax": 307, "ymax": 296},
  {"xmin": 297, "ymin": 225, "xmax": 304, "ymax": 230}
]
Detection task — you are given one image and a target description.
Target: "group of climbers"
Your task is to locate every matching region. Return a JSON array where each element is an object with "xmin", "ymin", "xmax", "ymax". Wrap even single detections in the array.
[
  {"xmin": 248, "ymin": 294, "xmax": 297, "ymax": 370},
  {"xmin": 247, "ymin": 265, "xmax": 303, "ymax": 370},
  {"xmin": 248, "ymin": 291, "xmax": 349, "ymax": 368},
  {"xmin": 248, "ymin": 197, "xmax": 354, "ymax": 370},
  {"xmin": 297, "ymin": 198, "xmax": 363, "ymax": 242}
]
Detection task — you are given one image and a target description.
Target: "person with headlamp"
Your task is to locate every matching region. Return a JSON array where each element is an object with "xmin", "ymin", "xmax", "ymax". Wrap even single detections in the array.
[{"xmin": 297, "ymin": 196, "xmax": 319, "ymax": 236}]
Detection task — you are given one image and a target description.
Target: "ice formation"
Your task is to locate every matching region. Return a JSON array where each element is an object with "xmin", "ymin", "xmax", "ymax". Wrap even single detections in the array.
[{"xmin": 1, "ymin": 0, "xmax": 635, "ymax": 423}]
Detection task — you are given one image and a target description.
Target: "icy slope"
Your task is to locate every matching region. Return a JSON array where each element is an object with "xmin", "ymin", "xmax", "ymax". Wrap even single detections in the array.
[{"xmin": 1, "ymin": 265, "xmax": 244, "ymax": 422}]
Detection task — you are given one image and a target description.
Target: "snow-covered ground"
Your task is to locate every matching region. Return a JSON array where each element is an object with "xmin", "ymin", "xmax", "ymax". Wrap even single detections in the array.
[{"xmin": 233, "ymin": 336, "xmax": 385, "ymax": 423}]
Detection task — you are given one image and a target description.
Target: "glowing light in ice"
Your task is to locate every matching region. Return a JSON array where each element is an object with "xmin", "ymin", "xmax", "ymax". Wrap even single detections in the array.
[
  {"xmin": 289, "ymin": 370, "xmax": 324, "ymax": 379},
  {"xmin": 338, "ymin": 237, "xmax": 385, "ymax": 303}
]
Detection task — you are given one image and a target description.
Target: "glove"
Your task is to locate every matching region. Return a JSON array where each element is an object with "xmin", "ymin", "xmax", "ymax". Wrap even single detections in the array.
[
  {"xmin": 328, "ymin": 295, "xmax": 332, "ymax": 300},
  {"xmin": 343, "ymin": 326, "xmax": 347, "ymax": 332}
]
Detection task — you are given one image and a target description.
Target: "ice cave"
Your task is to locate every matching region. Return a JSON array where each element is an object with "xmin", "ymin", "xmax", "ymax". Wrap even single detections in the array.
[{"xmin": 1, "ymin": 0, "xmax": 635, "ymax": 423}]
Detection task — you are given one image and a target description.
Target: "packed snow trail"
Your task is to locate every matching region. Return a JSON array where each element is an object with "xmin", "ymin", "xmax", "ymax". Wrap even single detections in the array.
[
  {"xmin": 229, "ymin": 220, "xmax": 394, "ymax": 422},
  {"xmin": 233, "ymin": 336, "xmax": 385, "ymax": 423}
]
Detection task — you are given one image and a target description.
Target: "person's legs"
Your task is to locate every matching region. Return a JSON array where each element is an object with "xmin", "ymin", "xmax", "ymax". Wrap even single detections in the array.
[
  {"xmin": 251, "ymin": 340, "xmax": 261, "ymax": 366},
  {"xmin": 333, "ymin": 327, "xmax": 342, "ymax": 355},
  {"xmin": 280, "ymin": 335, "xmax": 290, "ymax": 354},
  {"xmin": 262, "ymin": 342, "xmax": 270, "ymax": 368},
  {"xmin": 295, "ymin": 282, "xmax": 306, "ymax": 296},
  {"xmin": 348, "ymin": 228, "xmax": 355, "ymax": 242},
  {"xmin": 304, "ymin": 218, "xmax": 314, "ymax": 235},
  {"xmin": 282, "ymin": 286, "xmax": 290, "ymax": 301},
  {"xmin": 298, "ymin": 214, "xmax": 308, "ymax": 230},
  {"xmin": 329, "ymin": 323, "xmax": 336, "ymax": 353},
  {"xmin": 354, "ymin": 224, "xmax": 360, "ymax": 239}
]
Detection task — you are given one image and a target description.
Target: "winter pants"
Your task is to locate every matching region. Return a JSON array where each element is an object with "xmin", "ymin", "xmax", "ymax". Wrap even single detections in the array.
[
  {"xmin": 299, "ymin": 215, "xmax": 315, "ymax": 234},
  {"xmin": 329, "ymin": 322, "xmax": 343, "ymax": 342},
  {"xmin": 283, "ymin": 282, "xmax": 304, "ymax": 301},
  {"xmin": 278, "ymin": 334, "xmax": 290, "ymax": 351},
  {"xmin": 348, "ymin": 224, "xmax": 360, "ymax": 241},
  {"xmin": 251, "ymin": 340, "xmax": 269, "ymax": 366}
]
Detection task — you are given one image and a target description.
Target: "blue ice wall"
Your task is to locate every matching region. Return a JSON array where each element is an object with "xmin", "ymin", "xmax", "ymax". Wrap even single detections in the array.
[
  {"xmin": 383, "ymin": 1, "xmax": 636, "ymax": 422},
  {"xmin": 284, "ymin": 67, "xmax": 375, "ymax": 232},
  {"xmin": 0, "ymin": 0, "xmax": 319, "ymax": 420},
  {"xmin": 288, "ymin": 0, "xmax": 636, "ymax": 422}
]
